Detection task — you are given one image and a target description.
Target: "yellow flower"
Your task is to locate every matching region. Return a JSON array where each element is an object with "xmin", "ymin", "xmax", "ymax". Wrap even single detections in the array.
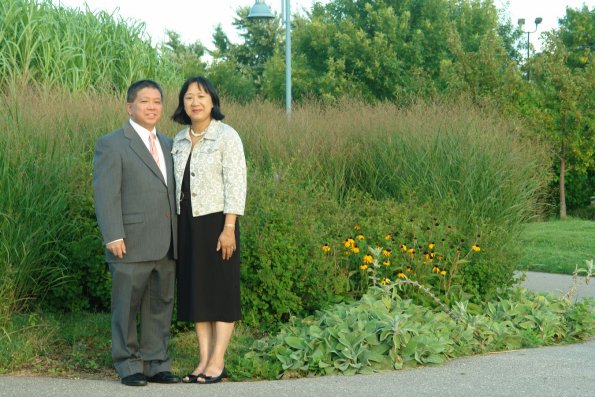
[
  {"xmin": 407, "ymin": 248, "xmax": 415, "ymax": 254},
  {"xmin": 432, "ymin": 266, "xmax": 440, "ymax": 273},
  {"xmin": 351, "ymin": 245, "xmax": 360, "ymax": 254},
  {"xmin": 353, "ymin": 225, "xmax": 362, "ymax": 231},
  {"xmin": 360, "ymin": 264, "xmax": 368, "ymax": 271},
  {"xmin": 406, "ymin": 266, "xmax": 413, "ymax": 273},
  {"xmin": 384, "ymin": 233, "xmax": 393, "ymax": 241},
  {"xmin": 428, "ymin": 242, "xmax": 435, "ymax": 250},
  {"xmin": 343, "ymin": 238, "xmax": 355, "ymax": 248},
  {"xmin": 440, "ymin": 270, "xmax": 447, "ymax": 276},
  {"xmin": 356, "ymin": 234, "xmax": 365, "ymax": 240},
  {"xmin": 472, "ymin": 244, "xmax": 481, "ymax": 252},
  {"xmin": 383, "ymin": 260, "xmax": 391, "ymax": 267},
  {"xmin": 321, "ymin": 244, "xmax": 331, "ymax": 253},
  {"xmin": 399, "ymin": 244, "xmax": 407, "ymax": 253},
  {"xmin": 397, "ymin": 271, "xmax": 406, "ymax": 279},
  {"xmin": 382, "ymin": 248, "xmax": 392, "ymax": 257},
  {"xmin": 363, "ymin": 254, "xmax": 373, "ymax": 264},
  {"xmin": 380, "ymin": 277, "xmax": 390, "ymax": 285}
]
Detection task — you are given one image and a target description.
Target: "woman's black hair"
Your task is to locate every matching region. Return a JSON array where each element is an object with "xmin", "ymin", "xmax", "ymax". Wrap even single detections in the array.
[{"xmin": 171, "ymin": 76, "xmax": 225, "ymax": 124}]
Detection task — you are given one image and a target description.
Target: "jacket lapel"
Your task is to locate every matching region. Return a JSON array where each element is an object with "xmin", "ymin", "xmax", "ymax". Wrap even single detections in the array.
[{"xmin": 124, "ymin": 122, "xmax": 166, "ymax": 185}]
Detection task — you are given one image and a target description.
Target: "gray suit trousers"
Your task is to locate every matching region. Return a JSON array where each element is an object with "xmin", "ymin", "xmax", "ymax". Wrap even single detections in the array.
[{"xmin": 109, "ymin": 256, "xmax": 176, "ymax": 378}]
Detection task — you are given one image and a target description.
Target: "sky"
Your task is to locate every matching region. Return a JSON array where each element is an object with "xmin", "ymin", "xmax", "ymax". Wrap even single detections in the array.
[{"xmin": 50, "ymin": 0, "xmax": 594, "ymax": 52}]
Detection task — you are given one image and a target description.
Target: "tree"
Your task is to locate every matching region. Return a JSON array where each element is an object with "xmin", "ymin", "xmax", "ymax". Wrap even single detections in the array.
[
  {"xmin": 230, "ymin": 6, "xmax": 283, "ymax": 91},
  {"xmin": 527, "ymin": 6, "xmax": 595, "ymax": 218},
  {"xmin": 287, "ymin": 0, "xmax": 521, "ymax": 104},
  {"xmin": 211, "ymin": 25, "xmax": 232, "ymax": 60},
  {"xmin": 161, "ymin": 30, "xmax": 207, "ymax": 80}
]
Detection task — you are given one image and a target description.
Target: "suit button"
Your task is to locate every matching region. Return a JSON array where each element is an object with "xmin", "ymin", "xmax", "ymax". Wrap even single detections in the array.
[{"xmin": 191, "ymin": 172, "xmax": 196, "ymax": 177}]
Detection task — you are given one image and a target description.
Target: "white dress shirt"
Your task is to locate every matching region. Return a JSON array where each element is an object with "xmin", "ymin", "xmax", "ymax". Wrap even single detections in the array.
[{"xmin": 129, "ymin": 118, "xmax": 167, "ymax": 185}]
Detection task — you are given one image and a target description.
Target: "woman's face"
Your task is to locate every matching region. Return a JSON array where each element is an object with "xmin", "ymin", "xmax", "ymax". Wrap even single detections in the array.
[{"xmin": 183, "ymin": 82, "xmax": 213, "ymax": 126}]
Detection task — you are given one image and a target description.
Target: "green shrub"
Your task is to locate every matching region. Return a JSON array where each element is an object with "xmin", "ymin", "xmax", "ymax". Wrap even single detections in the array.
[
  {"xmin": 239, "ymin": 166, "xmax": 347, "ymax": 329},
  {"xmin": 45, "ymin": 190, "xmax": 110, "ymax": 312},
  {"xmin": 244, "ymin": 286, "xmax": 594, "ymax": 378}
]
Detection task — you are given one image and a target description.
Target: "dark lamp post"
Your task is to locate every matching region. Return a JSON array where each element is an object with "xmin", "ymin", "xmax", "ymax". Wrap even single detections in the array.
[{"xmin": 518, "ymin": 17, "xmax": 543, "ymax": 80}]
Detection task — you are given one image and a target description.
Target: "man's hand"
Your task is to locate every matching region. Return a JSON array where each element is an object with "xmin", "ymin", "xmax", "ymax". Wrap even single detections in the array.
[{"xmin": 106, "ymin": 240, "xmax": 127, "ymax": 259}]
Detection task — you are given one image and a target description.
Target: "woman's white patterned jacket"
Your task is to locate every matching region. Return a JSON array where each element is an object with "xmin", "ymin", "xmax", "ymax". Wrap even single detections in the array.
[{"xmin": 172, "ymin": 120, "xmax": 247, "ymax": 217}]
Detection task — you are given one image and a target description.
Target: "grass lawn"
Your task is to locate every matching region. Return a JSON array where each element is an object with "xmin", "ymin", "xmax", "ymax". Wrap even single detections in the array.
[{"xmin": 517, "ymin": 217, "xmax": 595, "ymax": 275}]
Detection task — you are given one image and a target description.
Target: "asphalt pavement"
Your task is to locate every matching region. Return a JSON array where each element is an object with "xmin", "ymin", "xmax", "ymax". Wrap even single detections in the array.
[{"xmin": 0, "ymin": 271, "xmax": 593, "ymax": 397}]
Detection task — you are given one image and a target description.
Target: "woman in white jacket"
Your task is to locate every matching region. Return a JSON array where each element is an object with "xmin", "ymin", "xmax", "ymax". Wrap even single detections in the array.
[{"xmin": 171, "ymin": 76, "xmax": 247, "ymax": 384}]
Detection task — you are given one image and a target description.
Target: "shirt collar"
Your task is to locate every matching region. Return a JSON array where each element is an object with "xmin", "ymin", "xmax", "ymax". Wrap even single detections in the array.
[{"xmin": 129, "ymin": 118, "xmax": 157, "ymax": 140}]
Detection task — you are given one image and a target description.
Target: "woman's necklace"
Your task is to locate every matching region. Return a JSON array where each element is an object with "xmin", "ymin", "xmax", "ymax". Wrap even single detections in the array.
[{"xmin": 190, "ymin": 128, "xmax": 206, "ymax": 138}]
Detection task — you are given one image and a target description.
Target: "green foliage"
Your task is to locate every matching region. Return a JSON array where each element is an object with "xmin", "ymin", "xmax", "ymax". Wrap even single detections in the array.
[
  {"xmin": 1, "ymin": 86, "xmax": 550, "ymax": 328},
  {"xmin": 521, "ymin": 6, "xmax": 595, "ymax": 217},
  {"xmin": 272, "ymin": 0, "xmax": 522, "ymax": 104},
  {"xmin": 160, "ymin": 31, "xmax": 207, "ymax": 81},
  {"xmin": 0, "ymin": 91, "xmax": 80, "ymax": 318},
  {"xmin": 210, "ymin": 5, "xmax": 283, "ymax": 96},
  {"xmin": 326, "ymin": 210, "xmax": 483, "ymax": 304},
  {"xmin": 44, "ymin": 189, "xmax": 110, "ymax": 312},
  {"xmin": 239, "ymin": 167, "xmax": 347, "ymax": 329},
  {"xmin": 244, "ymin": 286, "xmax": 594, "ymax": 377},
  {"xmin": 559, "ymin": 5, "xmax": 595, "ymax": 69},
  {"xmin": 0, "ymin": 86, "xmax": 115, "ymax": 318},
  {"xmin": 208, "ymin": 61, "xmax": 258, "ymax": 104},
  {"xmin": 0, "ymin": 0, "xmax": 177, "ymax": 92}
]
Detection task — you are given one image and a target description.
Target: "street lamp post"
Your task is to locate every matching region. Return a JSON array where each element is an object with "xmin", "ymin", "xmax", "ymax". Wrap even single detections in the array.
[
  {"xmin": 248, "ymin": 0, "xmax": 292, "ymax": 114},
  {"xmin": 518, "ymin": 17, "xmax": 543, "ymax": 80}
]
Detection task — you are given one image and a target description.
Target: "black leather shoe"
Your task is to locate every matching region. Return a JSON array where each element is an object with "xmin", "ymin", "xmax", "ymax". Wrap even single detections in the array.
[
  {"xmin": 198, "ymin": 368, "xmax": 228, "ymax": 384},
  {"xmin": 147, "ymin": 371, "xmax": 181, "ymax": 384},
  {"xmin": 121, "ymin": 373, "xmax": 147, "ymax": 386}
]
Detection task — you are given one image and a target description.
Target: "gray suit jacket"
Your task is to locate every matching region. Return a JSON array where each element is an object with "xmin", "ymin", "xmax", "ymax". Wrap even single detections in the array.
[{"xmin": 93, "ymin": 122, "xmax": 177, "ymax": 263}]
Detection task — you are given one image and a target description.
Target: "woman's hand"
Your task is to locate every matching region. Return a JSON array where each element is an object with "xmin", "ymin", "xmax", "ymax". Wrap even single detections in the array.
[{"xmin": 217, "ymin": 228, "xmax": 236, "ymax": 260}]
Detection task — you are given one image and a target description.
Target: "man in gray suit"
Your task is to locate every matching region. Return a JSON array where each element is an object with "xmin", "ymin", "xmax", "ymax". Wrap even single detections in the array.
[{"xmin": 93, "ymin": 80, "xmax": 180, "ymax": 386}]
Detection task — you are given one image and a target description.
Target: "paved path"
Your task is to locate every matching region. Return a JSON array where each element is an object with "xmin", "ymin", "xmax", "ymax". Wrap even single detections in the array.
[
  {"xmin": 0, "ymin": 272, "xmax": 593, "ymax": 397},
  {"xmin": 517, "ymin": 270, "xmax": 594, "ymax": 301}
]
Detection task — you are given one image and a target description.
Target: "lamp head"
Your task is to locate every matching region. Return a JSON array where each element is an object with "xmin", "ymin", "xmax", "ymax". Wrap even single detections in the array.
[
  {"xmin": 248, "ymin": 0, "xmax": 274, "ymax": 19},
  {"xmin": 534, "ymin": 17, "xmax": 543, "ymax": 26}
]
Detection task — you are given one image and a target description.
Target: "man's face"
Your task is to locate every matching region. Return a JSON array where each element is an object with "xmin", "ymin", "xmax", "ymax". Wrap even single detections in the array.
[{"xmin": 126, "ymin": 87, "xmax": 163, "ymax": 130}]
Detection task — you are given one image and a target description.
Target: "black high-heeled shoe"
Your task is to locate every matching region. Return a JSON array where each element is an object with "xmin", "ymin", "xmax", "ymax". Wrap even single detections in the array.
[
  {"xmin": 182, "ymin": 372, "xmax": 205, "ymax": 383},
  {"xmin": 198, "ymin": 368, "xmax": 228, "ymax": 384}
]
